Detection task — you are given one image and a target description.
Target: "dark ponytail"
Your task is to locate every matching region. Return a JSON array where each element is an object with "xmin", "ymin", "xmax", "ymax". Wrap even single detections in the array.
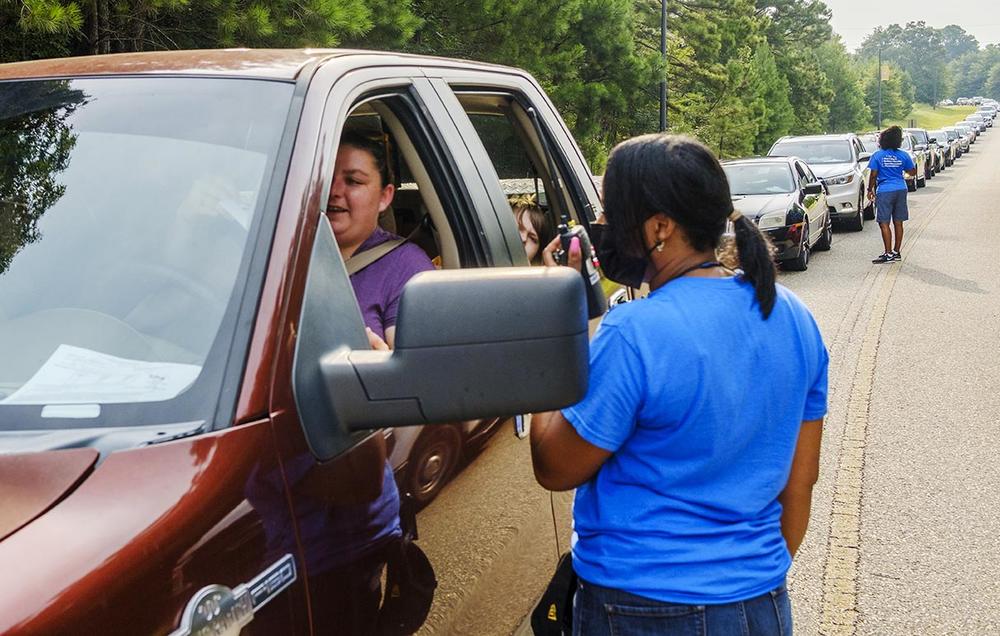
[
  {"xmin": 731, "ymin": 215, "xmax": 777, "ymax": 319},
  {"xmin": 602, "ymin": 133, "xmax": 778, "ymax": 319}
]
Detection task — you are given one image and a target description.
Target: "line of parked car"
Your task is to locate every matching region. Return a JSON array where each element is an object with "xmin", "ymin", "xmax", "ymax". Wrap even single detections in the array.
[{"xmin": 721, "ymin": 99, "xmax": 996, "ymax": 271}]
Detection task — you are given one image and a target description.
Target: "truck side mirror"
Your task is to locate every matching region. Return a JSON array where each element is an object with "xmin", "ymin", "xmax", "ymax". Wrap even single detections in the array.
[
  {"xmin": 322, "ymin": 268, "xmax": 588, "ymax": 434},
  {"xmin": 293, "ymin": 221, "xmax": 590, "ymax": 461}
]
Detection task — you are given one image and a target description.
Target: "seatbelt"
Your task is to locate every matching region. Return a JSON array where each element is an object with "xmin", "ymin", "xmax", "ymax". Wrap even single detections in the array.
[{"xmin": 345, "ymin": 238, "xmax": 406, "ymax": 276}]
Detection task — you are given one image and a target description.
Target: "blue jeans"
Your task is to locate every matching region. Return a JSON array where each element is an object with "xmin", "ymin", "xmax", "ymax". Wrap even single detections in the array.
[{"xmin": 572, "ymin": 578, "xmax": 792, "ymax": 636}]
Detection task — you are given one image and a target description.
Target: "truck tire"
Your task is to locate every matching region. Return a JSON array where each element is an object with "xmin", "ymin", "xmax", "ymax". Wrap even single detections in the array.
[{"xmin": 405, "ymin": 426, "xmax": 463, "ymax": 507}]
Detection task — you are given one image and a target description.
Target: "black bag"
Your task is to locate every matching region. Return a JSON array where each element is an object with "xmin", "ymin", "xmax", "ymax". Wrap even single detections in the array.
[
  {"xmin": 530, "ymin": 552, "xmax": 576, "ymax": 635},
  {"xmin": 377, "ymin": 536, "xmax": 437, "ymax": 635},
  {"xmin": 378, "ymin": 494, "xmax": 437, "ymax": 635}
]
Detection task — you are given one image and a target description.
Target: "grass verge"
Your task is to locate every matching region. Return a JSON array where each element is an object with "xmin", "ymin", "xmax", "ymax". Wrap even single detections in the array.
[{"xmin": 885, "ymin": 103, "xmax": 978, "ymax": 130}]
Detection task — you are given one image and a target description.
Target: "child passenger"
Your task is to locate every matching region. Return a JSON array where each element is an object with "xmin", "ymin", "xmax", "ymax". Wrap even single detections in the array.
[{"xmin": 510, "ymin": 194, "xmax": 555, "ymax": 265}]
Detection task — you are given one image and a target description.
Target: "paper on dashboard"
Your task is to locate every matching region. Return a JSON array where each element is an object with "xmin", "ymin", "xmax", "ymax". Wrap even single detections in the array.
[{"xmin": 1, "ymin": 344, "xmax": 201, "ymax": 405}]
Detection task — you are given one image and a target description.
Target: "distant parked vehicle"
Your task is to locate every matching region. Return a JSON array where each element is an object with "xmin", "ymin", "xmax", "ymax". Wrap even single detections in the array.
[
  {"xmin": 942, "ymin": 127, "xmax": 965, "ymax": 158},
  {"xmin": 927, "ymin": 129, "xmax": 956, "ymax": 168},
  {"xmin": 972, "ymin": 96, "xmax": 984, "ymax": 105},
  {"xmin": 965, "ymin": 114, "xmax": 987, "ymax": 132},
  {"xmin": 858, "ymin": 134, "xmax": 879, "ymax": 153},
  {"xmin": 954, "ymin": 122, "xmax": 976, "ymax": 146},
  {"xmin": 722, "ymin": 156, "xmax": 833, "ymax": 269},
  {"xmin": 905, "ymin": 128, "xmax": 939, "ymax": 178},
  {"xmin": 899, "ymin": 132, "xmax": 927, "ymax": 191},
  {"xmin": 939, "ymin": 99, "xmax": 954, "ymax": 106},
  {"xmin": 957, "ymin": 97, "xmax": 971, "ymax": 105},
  {"xmin": 767, "ymin": 133, "xmax": 872, "ymax": 228}
]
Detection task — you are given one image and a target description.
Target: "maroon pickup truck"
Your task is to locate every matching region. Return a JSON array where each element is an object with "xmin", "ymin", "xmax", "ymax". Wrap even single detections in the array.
[{"xmin": 0, "ymin": 50, "xmax": 603, "ymax": 634}]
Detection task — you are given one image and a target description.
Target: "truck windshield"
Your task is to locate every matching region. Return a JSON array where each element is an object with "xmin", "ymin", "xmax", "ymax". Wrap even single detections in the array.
[{"xmin": 0, "ymin": 77, "xmax": 292, "ymax": 429}]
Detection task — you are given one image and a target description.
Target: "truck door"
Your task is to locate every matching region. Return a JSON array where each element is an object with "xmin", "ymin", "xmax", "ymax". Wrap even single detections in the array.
[{"xmin": 269, "ymin": 63, "xmax": 569, "ymax": 634}]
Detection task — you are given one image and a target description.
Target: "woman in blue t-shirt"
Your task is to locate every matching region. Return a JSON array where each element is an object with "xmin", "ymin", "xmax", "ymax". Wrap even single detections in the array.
[{"xmin": 531, "ymin": 135, "xmax": 828, "ymax": 635}]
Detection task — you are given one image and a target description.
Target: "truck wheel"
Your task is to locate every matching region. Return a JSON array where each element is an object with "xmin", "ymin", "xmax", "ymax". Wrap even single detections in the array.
[
  {"xmin": 406, "ymin": 426, "xmax": 463, "ymax": 507},
  {"xmin": 907, "ymin": 178, "xmax": 917, "ymax": 193},
  {"xmin": 917, "ymin": 171, "xmax": 926, "ymax": 188}
]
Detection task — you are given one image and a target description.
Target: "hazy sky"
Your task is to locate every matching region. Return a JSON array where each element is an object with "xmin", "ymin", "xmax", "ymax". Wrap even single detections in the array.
[{"xmin": 823, "ymin": 0, "xmax": 999, "ymax": 51}]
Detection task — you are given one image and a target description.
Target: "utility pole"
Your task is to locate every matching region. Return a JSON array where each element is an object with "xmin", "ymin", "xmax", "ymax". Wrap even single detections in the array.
[
  {"xmin": 659, "ymin": 0, "xmax": 668, "ymax": 132},
  {"xmin": 877, "ymin": 47, "xmax": 883, "ymax": 129}
]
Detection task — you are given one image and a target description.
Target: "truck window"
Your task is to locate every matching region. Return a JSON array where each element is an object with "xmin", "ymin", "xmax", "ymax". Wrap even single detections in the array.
[{"xmin": 452, "ymin": 93, "xmax": 590, "ymax": 262}]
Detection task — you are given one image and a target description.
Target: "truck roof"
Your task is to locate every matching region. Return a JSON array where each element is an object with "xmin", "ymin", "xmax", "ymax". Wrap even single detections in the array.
[{"xmin": 0, "ymin": 48, "xmax": 516, "ymax": 81}]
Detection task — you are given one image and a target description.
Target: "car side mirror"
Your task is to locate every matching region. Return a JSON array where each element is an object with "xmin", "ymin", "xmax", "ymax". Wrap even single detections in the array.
[
  {"xmin": 803, "ymin": 182, "xmax": 824, "ymax": 195},
  {"xmin": 858, "ymin": 152, "xmax": 872, "ymax": 163},
  {"xmin": 321, "ymin": 267, "xmax": 589, "ymax": 434}
]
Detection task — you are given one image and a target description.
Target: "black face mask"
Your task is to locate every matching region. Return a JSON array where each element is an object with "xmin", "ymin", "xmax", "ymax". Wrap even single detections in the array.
[{"xmin": 589, "ymin": 223, "xmax": 652, "ymax": 289}]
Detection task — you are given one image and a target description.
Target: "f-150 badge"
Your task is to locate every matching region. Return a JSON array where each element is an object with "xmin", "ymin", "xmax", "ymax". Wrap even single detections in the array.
[{"xmin": 169, "ymin": 554, "xmax": 296, "ymax": 636}]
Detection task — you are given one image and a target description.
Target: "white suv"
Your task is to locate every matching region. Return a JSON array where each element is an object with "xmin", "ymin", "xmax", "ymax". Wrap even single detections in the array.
[{"xmin": 768, "ymin": 133, "xmax": 872, "ymax": 231}]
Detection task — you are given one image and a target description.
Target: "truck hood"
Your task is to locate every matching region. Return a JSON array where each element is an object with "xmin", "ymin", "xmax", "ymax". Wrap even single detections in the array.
[
  {"xmin": 731, "ymin": 193, "xmax": 794, "ymax": 219},
  {"xmin": 0, "ymin": 448, "xmax": 98, "ymax": 542},
  {"xmin": 0, "ymin": 421, "xmax": 201, "ymax": 544}
]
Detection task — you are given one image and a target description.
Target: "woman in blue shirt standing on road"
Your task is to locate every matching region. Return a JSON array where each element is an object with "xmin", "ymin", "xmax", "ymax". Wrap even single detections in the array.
[
  {"xmin": 867, "ymin": 125, "xmax": 917, "ymax": 264},
  {"xmin": 531, "ymin": 134, "xmax": 828, "ymax": 635}
]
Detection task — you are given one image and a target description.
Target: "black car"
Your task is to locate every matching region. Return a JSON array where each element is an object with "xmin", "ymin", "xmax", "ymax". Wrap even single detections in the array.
[{"xmin": 722, "ymin": 157, "xmax": 833, "ymax": 271}]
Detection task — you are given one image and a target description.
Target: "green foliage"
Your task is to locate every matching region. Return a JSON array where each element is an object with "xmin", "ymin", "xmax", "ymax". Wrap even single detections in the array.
[
  {"xmin": 948, "ymin": 45, "xmax": 1000, "ymax": 99},
  {"xmin": 938, "ymin": 24, "xmax": 978, "ymax": 60},
  {"xmin": 750, "ymin": 43, "xmax": 794, "ymax": 153},
  {"xmin": 985, "ymin": 64, "xmax": 1000, "ymax": 101},
  {"xmin": 859, "ymin": 22, "xmax": 953, "ymax": 105},
  {"xmin": 16, "ymin": 0, "xmax": 83, "ymax": 34},
  {"xmin": 1, "ymin": 0, "xmax": 938, "ymax": 167},
  {"xmin": 863, "ymin": 61, "xmax": 912, "ymax": 124},
  {"xmin": 753, "ymin": 0, "xmax": 836, "ymax": 135},
  {"xmin": 547, "ymin": 0, "xmax": 658, "ymax": 170},
  {"xmin": 0, "ymin": 0, "xmax": 420, "ymax": 58},
  {"xmin": 816, "ymin": 40, "xmax": 869, "ymax": 132}
]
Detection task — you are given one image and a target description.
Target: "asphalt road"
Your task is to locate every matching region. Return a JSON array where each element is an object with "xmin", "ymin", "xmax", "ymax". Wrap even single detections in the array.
[
  {"xmin": 412, "ymin": 131, "xmax": 1000, "ymax": 635},
  {"xmin": 782, "ymin": 130, "xmax": 1000, "ymax": 635}
]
